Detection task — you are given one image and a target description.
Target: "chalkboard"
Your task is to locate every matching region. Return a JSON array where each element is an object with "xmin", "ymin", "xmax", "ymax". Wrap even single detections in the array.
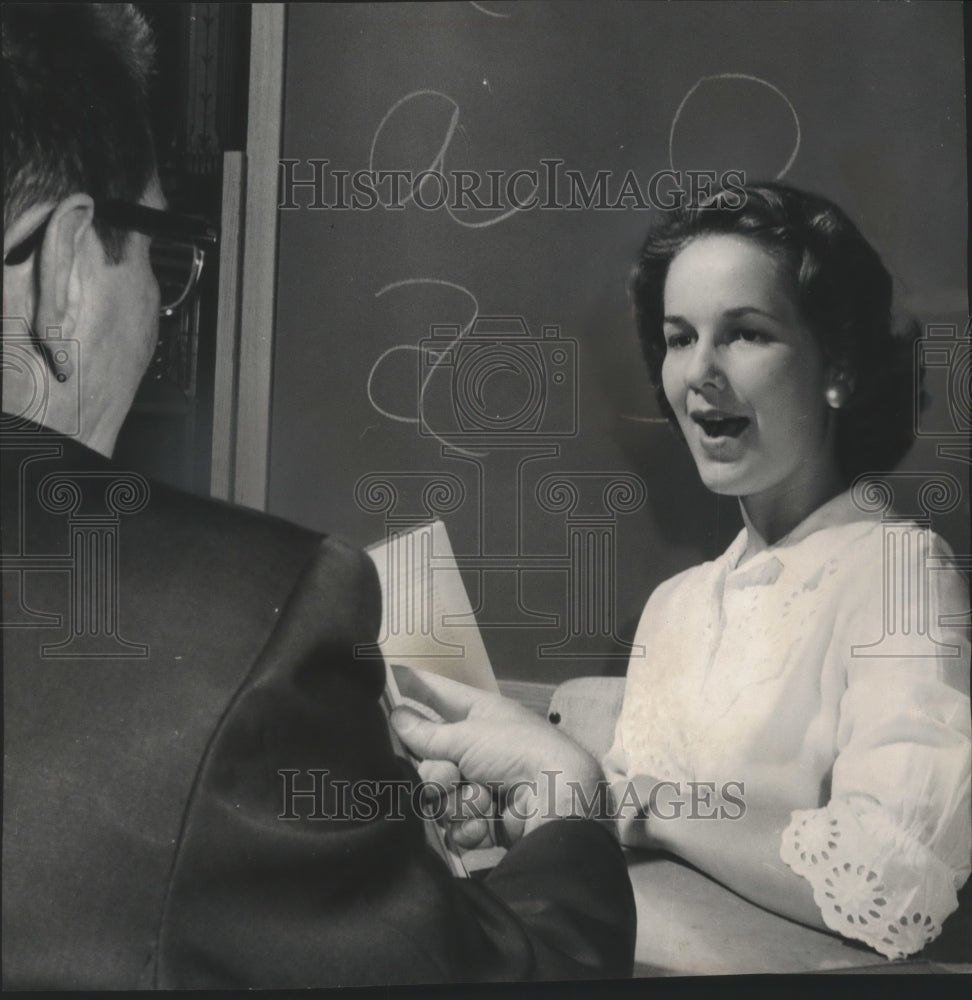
[{"xmin": 268, "ymin": 1, "xmax": 967, "ymax": 684}]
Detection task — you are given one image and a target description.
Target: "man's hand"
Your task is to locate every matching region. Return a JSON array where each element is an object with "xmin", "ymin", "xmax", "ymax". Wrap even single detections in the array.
[{"xmin": 390, "ymin": 665, "xmax": 604, "ymax": 846}]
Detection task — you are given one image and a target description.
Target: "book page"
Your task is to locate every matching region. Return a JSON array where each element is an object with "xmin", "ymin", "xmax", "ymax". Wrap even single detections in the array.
[
  {"xmin": 366, "ymin": 520, "xmax": 504, "ymax": 877},
  {"xmin": 366, "ymin": 519, "xmax": 499, "ymax": 694}
]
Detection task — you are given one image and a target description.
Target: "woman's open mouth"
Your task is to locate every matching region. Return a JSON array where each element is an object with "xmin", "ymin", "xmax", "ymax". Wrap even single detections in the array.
[{"xmin": 692, "ymin": 413, "xmax": 750, "ymax": 439}]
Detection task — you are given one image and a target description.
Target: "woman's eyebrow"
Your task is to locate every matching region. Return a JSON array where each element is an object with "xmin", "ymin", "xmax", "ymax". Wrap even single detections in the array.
[
  {"xmin": 664, "ymin": 307, "xmax": 782, "ymax": 326},
  {"xmin": 723, "ymin": 306, "xmax": 781, "ymax": 322}
]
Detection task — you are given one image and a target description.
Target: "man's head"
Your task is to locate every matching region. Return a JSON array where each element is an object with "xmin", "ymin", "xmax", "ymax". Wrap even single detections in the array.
[{"xmin": 2, "ymin": 3, "xmax": 160, "ymax": 455}]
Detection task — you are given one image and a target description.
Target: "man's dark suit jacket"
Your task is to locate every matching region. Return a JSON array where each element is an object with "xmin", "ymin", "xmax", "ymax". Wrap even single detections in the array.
[{"xmin": 1, "ymin": 422, "xmax": 635, "ymax": 988}]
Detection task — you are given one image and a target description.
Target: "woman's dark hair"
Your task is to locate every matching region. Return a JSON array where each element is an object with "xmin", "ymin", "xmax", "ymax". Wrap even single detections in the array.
[{"xmin": 628, "ymin": 181, "xmax": 921, "ymax": 483}]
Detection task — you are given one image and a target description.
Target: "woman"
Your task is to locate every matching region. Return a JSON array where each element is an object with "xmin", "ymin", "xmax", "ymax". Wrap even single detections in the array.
[
  {"xmin": 602, "ymin": 181, "xmax": 970, "ymax": 959},
  {"xmin": 393, "ymin": 181, "xmax": 969, "ymax": 963}
]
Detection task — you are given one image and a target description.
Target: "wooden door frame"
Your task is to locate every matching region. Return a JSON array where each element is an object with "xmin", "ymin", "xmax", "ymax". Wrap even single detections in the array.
[{"xmin": 211, "ymin": 2, "xmax": 285, "ymax": 510}]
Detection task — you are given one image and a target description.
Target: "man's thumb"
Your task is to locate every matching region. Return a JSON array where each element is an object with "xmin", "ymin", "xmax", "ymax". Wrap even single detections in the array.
[{"xmin": 390, "ymin": 705, "xmax": 450, "ymax": 761}]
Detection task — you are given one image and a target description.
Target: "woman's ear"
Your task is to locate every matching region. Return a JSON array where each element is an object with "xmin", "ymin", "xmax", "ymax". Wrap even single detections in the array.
[{"xmin": 824, "ymin": 367, "xmax": 856, "ymax": 410}]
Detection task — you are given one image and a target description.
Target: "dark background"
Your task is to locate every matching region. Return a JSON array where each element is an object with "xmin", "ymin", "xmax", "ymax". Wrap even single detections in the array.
[
  {"xmin": 114, "ymin": 2, "xmax": 250, "ymax": 494},
  {"xmin": 267, "ymin": 1, "xmax": 968, "ymax": 684}
]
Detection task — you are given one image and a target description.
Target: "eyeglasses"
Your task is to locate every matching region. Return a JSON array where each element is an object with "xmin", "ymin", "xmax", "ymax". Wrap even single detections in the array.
[{"xmin": 4, "ymin": 200, "xmax": 218, "ymax": 317}]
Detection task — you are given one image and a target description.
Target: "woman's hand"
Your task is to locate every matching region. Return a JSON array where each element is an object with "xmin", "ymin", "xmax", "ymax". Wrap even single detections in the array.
[{"xmin": 390, "ymin": 665, "xmax": 605, "ymax": 847}]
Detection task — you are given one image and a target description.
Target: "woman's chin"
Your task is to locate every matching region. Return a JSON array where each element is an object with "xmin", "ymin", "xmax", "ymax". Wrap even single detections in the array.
[{"xmin": 693, "ymin": 462, "xmax": 751, "ymax": 497}]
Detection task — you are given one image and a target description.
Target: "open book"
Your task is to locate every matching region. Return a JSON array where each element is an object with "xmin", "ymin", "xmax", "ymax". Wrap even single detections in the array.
[{"xmin": 365, "ymin": 519, "xmax": 502, "ymax": 877}]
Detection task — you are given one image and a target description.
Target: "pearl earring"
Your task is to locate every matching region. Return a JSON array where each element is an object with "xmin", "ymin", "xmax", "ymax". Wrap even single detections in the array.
[{"xmin": 826, "ymin": 385, "xmax": 845, "ymax": 409}]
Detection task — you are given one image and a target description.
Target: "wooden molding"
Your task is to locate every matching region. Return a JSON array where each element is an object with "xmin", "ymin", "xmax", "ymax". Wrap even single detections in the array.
[
  {"xmin": 233, "ymin": 2, "xmax": 286, "ymax": 510},
  {"xmin": 210, "ymin": 150, "xmax": 246, "ymax": 500}
]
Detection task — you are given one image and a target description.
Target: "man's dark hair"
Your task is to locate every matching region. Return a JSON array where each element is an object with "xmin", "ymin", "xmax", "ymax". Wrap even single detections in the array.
[
  {"xmin": 628, "ymin": 181, "xmax": 922, "ymax": 484},
  {"xmin": 2, "ymin": 3, "xmax": 156, "ymax": 261}
]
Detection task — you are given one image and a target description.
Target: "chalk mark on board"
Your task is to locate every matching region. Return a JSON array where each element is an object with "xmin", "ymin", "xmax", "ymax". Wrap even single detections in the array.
[
  {"xmin": 469, "ymin": 1, "xmax": 511, "ymax": 18},
  {"xmin": 369, "ymin": 90, "xmax": 460, "ymax": 211},
  {"xmin": 370, "ymin": 89, "xmax": 528, "ymax": 229},
  {"xmin": 668, "ymin": 73, "xmax": 801, "ymax": 181},
  {"xmin": 367, "ymin": 278, "xmax": 487, "ymax": 457}
]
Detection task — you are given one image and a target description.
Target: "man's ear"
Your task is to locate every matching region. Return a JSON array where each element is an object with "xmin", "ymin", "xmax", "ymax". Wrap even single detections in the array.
[
  {"xmin": 3, "ymin": 201, "xmax": 56, "ymax": 324},
  {"xmin": 33, "ymin": 193, "xmax": 97, "ymax": 342}
]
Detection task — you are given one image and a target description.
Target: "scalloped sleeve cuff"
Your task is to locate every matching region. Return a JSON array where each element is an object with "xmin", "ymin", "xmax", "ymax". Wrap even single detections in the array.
[{"xmin": 780, "ymin": 798, "xmax": 962, "ymax": 959}]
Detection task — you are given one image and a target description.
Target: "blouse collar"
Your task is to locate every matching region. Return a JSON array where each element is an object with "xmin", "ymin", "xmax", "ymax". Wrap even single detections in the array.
[{"xmin": 725, "ymin": 489, "xmax": 882, "ymax": 578}]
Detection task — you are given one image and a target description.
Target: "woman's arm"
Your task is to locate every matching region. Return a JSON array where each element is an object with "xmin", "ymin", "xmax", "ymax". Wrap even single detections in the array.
[
  {"xmin": 613, "ymin": 774, "xmax": 829, "ymax": 931},
  {"xmin": 633, "ymin": 783, "xmax": 829, "ymax": 931}
]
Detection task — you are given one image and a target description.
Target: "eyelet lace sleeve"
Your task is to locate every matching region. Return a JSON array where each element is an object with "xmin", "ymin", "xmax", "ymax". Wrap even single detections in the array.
[
  {"xmin": 778, "ymin": 527, "xmax": 971, "ymax": 960},
  {"xmin": 781, "ymin": 798, "xmax": 960, "ymax": 959}
]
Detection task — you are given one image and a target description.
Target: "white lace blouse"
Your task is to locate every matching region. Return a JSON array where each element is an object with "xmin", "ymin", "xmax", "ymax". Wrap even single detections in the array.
[{"xmin": 603, "ymin": 490, "xmax": 971, "ymax": 959}]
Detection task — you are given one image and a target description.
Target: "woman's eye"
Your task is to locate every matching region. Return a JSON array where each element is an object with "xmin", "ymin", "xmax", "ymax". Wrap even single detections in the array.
[
  {"xmin": 664, "ymin": 332, "xmax": 693, "ymax": 350},
  {"xmin": 730, "ymin": 327, "xmax": 770, "ymax": 344}
]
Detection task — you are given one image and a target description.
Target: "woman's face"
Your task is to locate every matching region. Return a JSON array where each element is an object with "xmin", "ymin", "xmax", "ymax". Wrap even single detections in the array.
[{"xmin": 661, "ymin": 234, "xmax": 838, "ymax": 512}]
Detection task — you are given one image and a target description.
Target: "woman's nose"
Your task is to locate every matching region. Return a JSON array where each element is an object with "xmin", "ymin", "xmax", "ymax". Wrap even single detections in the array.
[{"xmin": 685, "ymin": 337, "xmax": 725, "ymax": 391}]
